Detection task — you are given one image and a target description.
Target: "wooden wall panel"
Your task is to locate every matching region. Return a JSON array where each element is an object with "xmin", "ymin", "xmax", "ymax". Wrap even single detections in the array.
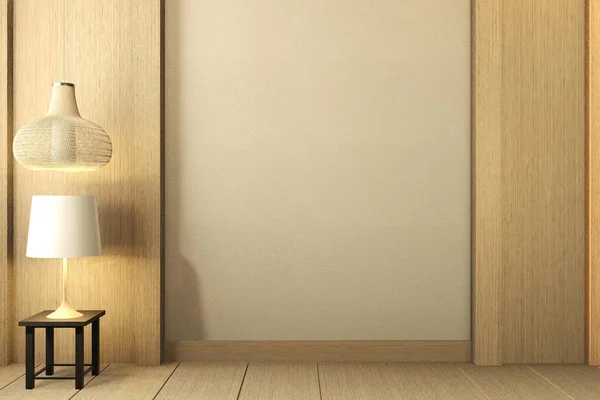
[
  {"xmin": 130, "ymin": 0, "xmax": 163, "ymax": 366},
  {"xmin": 589, "ymin": 0, "xmax": 600, "ymax": 366},
  {"xmin": 0, "ymin": 0, "xmax": 11, "ymax": 367},
  {"xmin": 472, "ymin": 0, "xmax": 502, "ymax": 366},
  {"xmin": 500, "ymin": 0, "xmax": 585, "ymax": 364},
  {"xmin": 474, "ymin": 0, "xmax": 586, "ymax": 364},
  {"xmin": 11, "ymin": 0, "xmax": 162, "ymax": 365}
]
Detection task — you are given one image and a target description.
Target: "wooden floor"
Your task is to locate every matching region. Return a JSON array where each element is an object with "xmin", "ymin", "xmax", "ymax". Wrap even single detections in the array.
[{"xmin": 1, "ymin": 362, "xmax": 600, "ymax": 399}]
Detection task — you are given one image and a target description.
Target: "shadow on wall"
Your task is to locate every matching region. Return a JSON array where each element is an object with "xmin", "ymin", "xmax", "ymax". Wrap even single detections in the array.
[
  {"xmin": 165, "ymin": 0, "xmax": 206, "ymax": 340},
  {"xmin": 98, "ymin": 191, "xmax": 135, "ymax": 256},
  {"xmin": 36, "ymin": 181, "xmax": 138, "ymax": 257},
  {"xmin": 167, "ymin": 257, "xmax": 206, "ymax": 340}
]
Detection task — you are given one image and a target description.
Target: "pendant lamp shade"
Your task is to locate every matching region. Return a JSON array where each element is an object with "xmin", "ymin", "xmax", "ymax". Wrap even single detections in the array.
[{"xmin": 13, "ymin": 82, "xmax": 112, "ymax": 172}]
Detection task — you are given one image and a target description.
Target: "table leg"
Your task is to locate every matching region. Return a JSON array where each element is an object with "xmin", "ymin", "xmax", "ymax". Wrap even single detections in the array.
[
  {"xmin": 25, "ymin": 327, "xmax": 35, "ymax": 389},
  {"xmin": 92, "ymin": 320, "xmax": 100, "ymax": 375},
  {"xmin": 45, "ymin": 327, "xmax": 54, "ymax": 375},
  {"xmin": 75, "ymin": 326, "xmax": 84, "ymax": 389}
]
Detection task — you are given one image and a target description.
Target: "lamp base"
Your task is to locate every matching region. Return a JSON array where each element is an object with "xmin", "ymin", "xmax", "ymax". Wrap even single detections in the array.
[{"xmin": 47, "ymin": 301, "xmax": 83, "ymax": 319}]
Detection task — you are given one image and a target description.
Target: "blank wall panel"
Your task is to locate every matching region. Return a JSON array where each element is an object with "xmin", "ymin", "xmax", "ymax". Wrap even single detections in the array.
[{"xmin": 165, "ymin": 0, "xmax": 471, "ymax": 342}]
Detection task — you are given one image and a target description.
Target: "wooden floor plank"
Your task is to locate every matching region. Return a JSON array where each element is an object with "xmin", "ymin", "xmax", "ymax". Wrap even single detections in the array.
[
  {"xmin": 155, "ymin": 362, "xmax": 247, "ymax": 400},
  {"xmin": 71, "ymin": 363, "xmax": 177, "ymax": 400},
  {"xmin": 319, "ymin": 363, "xmax": 407, "ymax": 400},
  {"xmin": 238, "ymin": 362, "xmax": 320, "ymax": 400},
  {"xmin": 531, "ymin": 365, "xmax": 600, "ymax": 399},
  {"xmin": 387, "ymin": 363, "xmax": 489, "ymax": 400},
  {"xmin": 3, "ymin": 362, "xmax": 592, "ymax": 400},
  {"xmin": 0, "ymin": 365, "xmax": 106, "ymax": 399},
  {"xmin": 460, "ymin": 364, "xmax": 572, "ymax": 400},
  {"xmin": 0, "ymin": 364, "xmax": 28, "ymax": 391}
]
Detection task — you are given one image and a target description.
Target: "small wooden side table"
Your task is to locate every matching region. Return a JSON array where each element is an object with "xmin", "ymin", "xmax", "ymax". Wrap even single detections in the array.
[{"xmin": 19, "ymin": 310, "xmax": 106, "ymax": 390}]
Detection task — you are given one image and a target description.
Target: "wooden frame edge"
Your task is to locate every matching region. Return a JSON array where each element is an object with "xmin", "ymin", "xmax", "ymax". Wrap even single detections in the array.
[
  {"xmin": 163, "ymin": 340, "xmax": 472, "ymax": 363},
  {"xmin": 159, "ymin": 0, "xmax": 166, "ymax": 366},
  {"xmin": 587, "ymin": 0, "xmax": 600, "ymax": 366},
  {"xmin": 132, "ymin": 0, "xmax": 164, "ymax": 366},
  {"xmin": 471, "ymin": 0, "xmax": 502, "ymax": 366},
  {"xmin": 0, "ymin": 0, "xmax": 13, "ymax": 367}
]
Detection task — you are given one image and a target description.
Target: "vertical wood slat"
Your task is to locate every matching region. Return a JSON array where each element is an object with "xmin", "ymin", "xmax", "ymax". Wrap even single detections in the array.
[
  {"xmin": 500, "ymin": 0, "xmax": 585, "ymax": 364},
  {"xmin": 474, "ymin": 0, "xmax": 586, "ymax": 364},
  {"xmin": 472, "ymin": 0, "xmax": 502, "ymax": 366},
  {"xmin": 0, "ymin": 0, "xmax": 12, "ymax": 367},
  {"xmin": 130, "ymin": 0, "xmax": 163, "ymax": 366},
  {"xmin": 589, "ymin": 0, "xmax": 600, "ymax": 366}
]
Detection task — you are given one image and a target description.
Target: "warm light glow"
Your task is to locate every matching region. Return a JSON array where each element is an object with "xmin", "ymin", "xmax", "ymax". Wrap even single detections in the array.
[
  {"xmin": 26, "ymin": 196, "xmax": 102, "ymax": 320},
  {"xmin": 47, "ymin": 258, "xmax": 83, "ymax": 319}
]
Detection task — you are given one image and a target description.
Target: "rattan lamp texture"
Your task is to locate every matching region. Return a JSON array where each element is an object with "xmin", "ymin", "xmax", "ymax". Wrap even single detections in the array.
[
  {"xmin": 13, "ymin": 82, "xmax": 112, "ymax": 171},
  {"xmin": 12, "ymin": 0, "xmax": 112, "ymax": 172}
]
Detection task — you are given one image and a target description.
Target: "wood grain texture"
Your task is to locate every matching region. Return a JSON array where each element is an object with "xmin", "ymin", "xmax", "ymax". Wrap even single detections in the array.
[
  {"xmin": 460, "ymin": 364, "xmax": 571, "ymax": 400},
  {"xmin": 11, "ymin": 0, "xmax": 162, "ymax": 365},
  {"xmin": 499, "ymin": 0, "xmax": 585, "ymax": 364},
  {"xmin": 71, "ymin": 363, "xmax": 177, "ymax": 400},
  {"xmin": 8, "ymin": 362, "xmax": 600, "ymax": 399},
  {"xmin": 474, "ymin": 0, "xmax": 586, "ymax": 364},
  {"xmin": 0, "ymin": 0, "xmax": 12, "ymax": 367},
  {"xmin": 532, "ymin": 365, "xmax": 600, "ymax": 399},
  {"xmin": 386, "ymin": 363, "xmax": 489, "ymax": 400},
  {"xmin": 319, "ymin": 363, "xmax": 406, "ymax": 400},
  {"xmin": 238, "ymin": 362, "xmax": 320, "ymax": 400},
  {"xmin": 0, "ymin": 364, "xmax": 26, "ymax": 391},
  {"xmin": 130, "ymin": 0, "xmax": 163, "ymax": 367},
  {"xmin": 164, "ymin": 340, "xmax": 472, "ymax": 363},
  {"xmin": 155, "ymin": 362, "xmax": 247, "ymax": 400},
  {"xmin": 471, "ymin": 0, "xmax": 502, "ymax": 367},
  {"xmin": 588, "ymin": 0, "xmax": 600, "ymax": 366},
  {"xmin": 0, "ymin": 364, "xmax": 107, "ymax": 400}
]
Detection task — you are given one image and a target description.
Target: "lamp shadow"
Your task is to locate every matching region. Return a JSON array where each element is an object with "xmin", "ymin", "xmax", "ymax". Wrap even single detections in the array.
[
  {"xmin": 97, "ymin": 198, "xmax": 135, "ymax": 256},
  {"xmin": 164, "ymin": 0, "xmax": 206, "ymax": 341},
  {"xmin": 165, "ymin": 256, "xmax": 206, "ymax": 340}
]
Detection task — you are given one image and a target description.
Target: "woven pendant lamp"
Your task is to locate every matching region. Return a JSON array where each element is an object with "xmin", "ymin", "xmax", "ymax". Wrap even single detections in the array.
[
  {"xmin": 13, "ymin": 82, "xmax": 112, "ymax": 171},
  {"xmin": 12, "ymin": 0, "xmax": 112, "ymax": 172}
]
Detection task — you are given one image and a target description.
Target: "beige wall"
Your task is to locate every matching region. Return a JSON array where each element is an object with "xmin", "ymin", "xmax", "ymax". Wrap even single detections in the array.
[{"xmin": 166, "ymin": 0, "xmax": 471, "ymax": 340}]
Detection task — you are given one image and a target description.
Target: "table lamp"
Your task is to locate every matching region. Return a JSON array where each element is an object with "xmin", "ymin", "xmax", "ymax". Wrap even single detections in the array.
[{"xmin": 26, "ymin": 196, "xmax": 102, "ymax": 319}]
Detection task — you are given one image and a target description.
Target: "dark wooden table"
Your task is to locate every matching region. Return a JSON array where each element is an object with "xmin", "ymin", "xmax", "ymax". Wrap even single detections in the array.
[{"xmin": 19, "ymin": 310, "xmax": 105, "ymax": 390}]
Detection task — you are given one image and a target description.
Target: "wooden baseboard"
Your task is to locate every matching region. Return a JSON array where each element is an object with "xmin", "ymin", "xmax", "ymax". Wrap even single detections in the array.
[{"xmin": 164, "ymin": 340, "xmax": 472, "ymax": 363}]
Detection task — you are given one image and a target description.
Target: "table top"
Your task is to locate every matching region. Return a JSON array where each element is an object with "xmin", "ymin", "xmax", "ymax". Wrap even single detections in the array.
[{"xmin": 19, "ymin": 310, "xmax": 106, "ymax": 327}]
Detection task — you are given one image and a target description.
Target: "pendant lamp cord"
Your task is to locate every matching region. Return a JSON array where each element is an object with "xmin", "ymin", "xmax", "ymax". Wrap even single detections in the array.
[{"xmin": 62, "ymin": 0, "xmax": 65, "ymax": 82}]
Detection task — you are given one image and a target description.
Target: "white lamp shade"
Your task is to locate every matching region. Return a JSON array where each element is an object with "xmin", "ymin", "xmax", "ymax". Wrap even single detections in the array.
[{"xmin": 26, "ymin": 196, "xmax": 102, "ymax": 258}]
